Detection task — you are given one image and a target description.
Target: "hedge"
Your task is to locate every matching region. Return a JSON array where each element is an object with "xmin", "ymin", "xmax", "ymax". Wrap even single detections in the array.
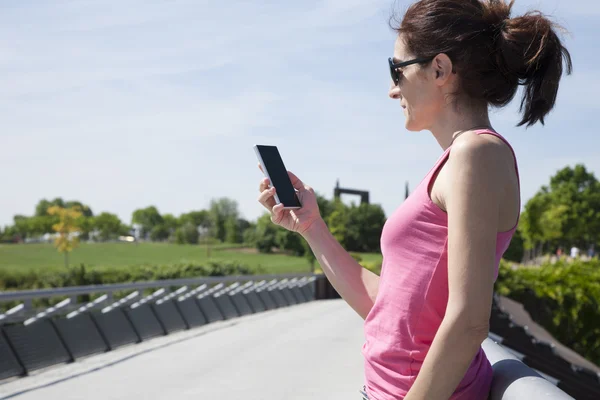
[
  {"xmin": 0, "ymin": 261, "xmax": 262, "ymax": 312},
  {"xmin": 495, "ymin": 258, "xmax": 600, "ymax": 365}
]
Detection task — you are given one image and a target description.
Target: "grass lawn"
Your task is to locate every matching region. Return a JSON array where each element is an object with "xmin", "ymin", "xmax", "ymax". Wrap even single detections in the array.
[{"xmin": 0, "ymin": 242, "xmax": 383, "ymax": 275}]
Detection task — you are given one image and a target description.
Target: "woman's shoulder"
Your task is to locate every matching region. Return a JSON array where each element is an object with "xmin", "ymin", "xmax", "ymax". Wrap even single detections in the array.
[
  {"xmin": 445, "ymin": 130, "xmax": 517, "ymax": 195},
  {"xmin": 449, "ymin": 130, "xmax": 515, "ymax": 170}
]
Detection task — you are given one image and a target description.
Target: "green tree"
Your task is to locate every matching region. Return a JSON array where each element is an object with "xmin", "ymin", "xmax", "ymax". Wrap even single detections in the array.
[
  {"xmin": 323, "ymin": 199, "xmax": 386, "ymax": 253},
  {"xmin": 93, "ymin": 212, "xmax": 125, "ymax": 241},
  {"xmin": 223, "ymin": 217, "xmax": 250, "ymax": 244},
  {"xmin": 548, "ymin": 165, "xmax": 600, "ymax": 247},
  {"xmin": 504, "ymin": 227, "xmax": 524, "ymax": 263},
  {"xmin": 326, "ymin": 199, "xmax": 350, "ymax": 245},
  {"xmin": 150, "ymin": 225, "xmax": 170, "ymax": 241},
  {"xmin": 27, "ymin": 216, "xmax": 56, "ymax": 235},
  {"xmin": 243, "ymin": 223, "xmax": 258, "ymax": 246},
  {"xmin": 225, "ymin": 216, "xmax": 240, "ymax": 244},
  {"xmin": 237, "ymin": 218, "xmax": 251, "ymax": 237},
  {"xmin": 520, "ymin": 164, "xmax": 600, "ymax": 255},
  {"xmin": 35, "ymin": 198, "xmax": 93, "ymax": 217},
  {"xmin": 315, "ymin": 192, "xmax": 335, "ymax": 221},
  {"xmin": 179, "ymin": 210, "xmax": 210, "ymax": 228},
  {"xmin": 345, "ymin": 203, "xmax": 386, "ymax": 252},
  {"xmin": 1, "ymin": 225, "xmax": 18, "ymax": 243},
  {"xmin": 78, "ymin": 216, "xmax": 94, "ymax": 241},
  {"xmin": 255, "ymin": 213, "xmax": 278, "ymax": 253},
  {"xmin": 162, "ymin": 214, "xmax": 180, "ymax": 231},
  {"xmin": 519, "ymin": 191, "xmax": 549, "ymax": 253},
  {"xmin": 209, "ymin": 198, "xmax": 239, "ymax": 242},
  {"xmin": 13, "ymin": 215, "xmax": 31, "ymax": 239},
  {"xmin": 35, "ymin": 198, "xmax": 64, "ymax": 217},
  {"xmin": 65, "ymin": 201, "xmax": 93, "ymax": 217},
  {"xmin": 303, "ymin": 239, "xmax": 317, "ymax": 272},
  {"xmin": 132, "ymin": 206, "xmax": 164, "ymax": 239},
  {"xmin": 275, "ymin": 229, "xmax": 306, "ymax": 256},
  {"xmin": 175, "ymin": 223, "xmax": 199, "ymax": 244}
]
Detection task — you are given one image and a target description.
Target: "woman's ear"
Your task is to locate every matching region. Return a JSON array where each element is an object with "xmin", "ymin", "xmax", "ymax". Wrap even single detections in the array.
[{"xmin": 433, "ymin": 53, "xmax": 454, "ymax": 85}]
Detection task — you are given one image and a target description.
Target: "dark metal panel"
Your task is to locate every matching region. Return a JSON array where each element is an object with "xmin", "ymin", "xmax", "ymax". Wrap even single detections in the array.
[
  {"xmin": 300, "ymin": 282, "xmax": 315, "ymax": 301},
  {"xmin": 54, "ymin": 314, "xmax": 108, "ymax": 359},
  {"xmin": 557, "ymin": 380, "xmax": 600, "ymax": 400},
  {"xmin": 152, "ymin": 301, "xmax": 187, "ymax": 334},
  {"xmin": 91, "ymin": 309, "xmax": 139, "ymax": 349},
  {"xmin": 213, "ymin": 294, "xmax": 239, "ymax": 320},
  {"xmin": 279, "ymin": 287, "xmax": 298, "ymax": 306},
  {"xmin": 177, "ymin": 298, "xmax": 207, "ymax": 328},
  {"xmin": 230, "ymin": 293, "xmax": 253, "ymax": 316},
  {"xmin": 125, "ymin": 304, "xmax": 165, "ymax": 341},
  {"xmin": 291, "ymin": 286, "xmax": 307, "ymax": 303},
  {"xmin": 257, "ymin": 290, "xmax": 278, "ymax": 310},
  {"xmin": 267, "ymin": 288, "xmax": 288, "ymax": 308},
  {"xmin": 244, "ymin": 291, "xmax": 266, "ymax": 313},
  {"xmin": 0, "ymin": 328, "xmax": 25, "ymax": 380},
  {"xmin": 3, "ymin": 320, "xmax": 71, "ymax": 373},
  {"xmin": 196, "ymin": 296, "xmax": 224, "ymax": 323}
]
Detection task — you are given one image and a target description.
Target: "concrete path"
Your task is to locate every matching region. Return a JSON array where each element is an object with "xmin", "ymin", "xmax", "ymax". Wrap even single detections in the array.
[{"xmin": 0, "ymin": 299, "xmax": 366, "ymax": 400}]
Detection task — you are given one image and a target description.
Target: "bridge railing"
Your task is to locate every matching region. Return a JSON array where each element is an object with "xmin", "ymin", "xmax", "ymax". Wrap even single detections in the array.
[
  {"xmin": 483, "ymin": 338, "xmax": 574, "ymax": 399},
  {"xmin": 0, "ymin": 275, "xmax": 585, "ymax": 399},
  {"xmin": 0, "ymin": 273, "xmax": 317, "ymax": 381}
]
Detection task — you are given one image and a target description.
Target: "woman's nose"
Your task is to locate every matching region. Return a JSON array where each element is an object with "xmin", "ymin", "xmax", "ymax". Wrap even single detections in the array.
[{"xmin": 389, "ymin": 82, "xmax": 401, "ymax": 100}]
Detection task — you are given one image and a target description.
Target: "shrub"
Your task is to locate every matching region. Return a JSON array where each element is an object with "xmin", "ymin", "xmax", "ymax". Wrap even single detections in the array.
[
  {"xmin": 0, "ymin": 261, "xmax": 261, "ymax": 312},
  {"xmin": 495, "ymin": 258, "xmax": 600, "ymax": 365}
]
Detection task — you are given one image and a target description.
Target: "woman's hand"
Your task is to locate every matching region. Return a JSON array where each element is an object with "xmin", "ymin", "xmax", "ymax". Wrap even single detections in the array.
[{"xmin": 256, "ymin": 164, "xmax": 323, "ymax": 236}]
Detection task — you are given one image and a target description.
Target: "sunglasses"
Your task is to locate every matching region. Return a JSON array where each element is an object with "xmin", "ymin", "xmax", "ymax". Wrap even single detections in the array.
[{"xmin": 388, "ymin": 56, "xmax": 435, "ymax": 86}]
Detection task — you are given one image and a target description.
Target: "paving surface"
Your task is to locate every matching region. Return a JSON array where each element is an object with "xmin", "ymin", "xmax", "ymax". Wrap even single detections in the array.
[{"xmin": 0, "ymin": 300, "xmax": 366, "ymax": 400}]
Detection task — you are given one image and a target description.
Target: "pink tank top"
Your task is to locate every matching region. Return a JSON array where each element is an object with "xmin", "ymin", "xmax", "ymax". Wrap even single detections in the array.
[{"xmin": 362, "ymin": 129, "xmax": 520, "ymax": 400}]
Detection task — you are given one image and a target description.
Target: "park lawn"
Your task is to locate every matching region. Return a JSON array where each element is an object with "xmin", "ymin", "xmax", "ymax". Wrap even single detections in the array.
[{"xmin": 0, "ymin": 243, "xmax": 383, "ymax": 275}]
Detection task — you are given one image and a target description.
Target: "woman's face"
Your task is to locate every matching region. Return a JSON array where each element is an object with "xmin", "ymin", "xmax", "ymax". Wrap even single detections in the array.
[{"xmin": 389, "ymin": 36, "xmax": 445, "ymax": 132}]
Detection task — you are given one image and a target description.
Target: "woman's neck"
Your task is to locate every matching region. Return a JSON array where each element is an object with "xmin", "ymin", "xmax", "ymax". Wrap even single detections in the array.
[{"xmin": 429, "ymin": 106, "xmax": 492, "ymax": 150}]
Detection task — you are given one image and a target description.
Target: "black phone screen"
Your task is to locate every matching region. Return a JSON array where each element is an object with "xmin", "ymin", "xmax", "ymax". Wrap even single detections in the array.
[{"xmin": 255, "ymin": 145, "xmax": 302, "ymax": 208}]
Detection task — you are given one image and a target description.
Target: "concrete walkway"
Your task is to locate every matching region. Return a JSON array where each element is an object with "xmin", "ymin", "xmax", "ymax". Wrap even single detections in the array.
[{"xmin": 0, "ymin": 300, "xmax": 366, "ymax": 400}]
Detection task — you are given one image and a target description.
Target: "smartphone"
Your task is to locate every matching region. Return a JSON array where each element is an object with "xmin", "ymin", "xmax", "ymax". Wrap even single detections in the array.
[{"xmin": 254, "ymin": 145, "xmax": 302, "ymax": 209}]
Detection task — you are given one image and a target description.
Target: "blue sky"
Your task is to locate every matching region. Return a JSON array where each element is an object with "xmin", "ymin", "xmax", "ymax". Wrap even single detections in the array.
[{"xmin": 1, "ymin": 0, "xmax": 599, "ymax": 227}]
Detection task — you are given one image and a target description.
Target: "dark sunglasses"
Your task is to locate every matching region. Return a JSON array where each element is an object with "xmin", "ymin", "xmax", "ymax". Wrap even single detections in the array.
[{"xmin": 388, "ymin": 56, "xmax": 435, "ymax": 86}]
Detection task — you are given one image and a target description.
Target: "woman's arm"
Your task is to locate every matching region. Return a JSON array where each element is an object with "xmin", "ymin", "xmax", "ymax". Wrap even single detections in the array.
[
  {"xmin": 405, "ymin": 137, "xmax": 510, "ymax": 400},
  {"xmin": 302, "ymin": 219, "xmax": 380, "ymax": 320}
]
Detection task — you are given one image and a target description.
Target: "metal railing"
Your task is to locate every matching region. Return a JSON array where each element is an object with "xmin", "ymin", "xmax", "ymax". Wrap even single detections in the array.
[
  {"xmin": 0, "ymin": 273, "xmax": 316, "ymax": 325},
  {"xmin": 0, "ymin": 275, "xmax": 579, "ymax": 399},
  {"xmin": 483, "ymin": 338, "xmax": 574, "ymax": 399}
]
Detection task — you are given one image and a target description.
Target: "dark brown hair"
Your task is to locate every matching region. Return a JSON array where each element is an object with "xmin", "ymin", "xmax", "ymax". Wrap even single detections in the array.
[{"xmin": 392, "ymin": 0, "xmax": 573, "ymax": 127}]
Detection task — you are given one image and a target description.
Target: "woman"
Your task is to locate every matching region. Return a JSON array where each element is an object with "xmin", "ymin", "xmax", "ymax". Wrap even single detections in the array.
[{"xmin": 257, "ymin": 0, "xmax": 572, "ymax": 399}]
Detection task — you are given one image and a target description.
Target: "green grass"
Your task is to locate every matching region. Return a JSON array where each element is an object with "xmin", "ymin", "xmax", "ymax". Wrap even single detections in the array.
[{"xmin": 0, "ymin": 243, "xmax": 382, "ymax": 275}]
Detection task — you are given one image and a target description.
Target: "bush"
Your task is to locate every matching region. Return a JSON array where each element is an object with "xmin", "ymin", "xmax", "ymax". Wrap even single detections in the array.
[
  {"xmin": 175, "ymin": 223, "xmax": 199, "ymax": 244},
  {"xmin": 0, "ymin": 261, "xmax": 262, "ymax": 312},
  {"xmin": 495, "ymin": 258, "xmax": 600, "ymax": 365},
  {"xmin": 150, "ymin": 224, "xmax": 170, "ymax": 241}
]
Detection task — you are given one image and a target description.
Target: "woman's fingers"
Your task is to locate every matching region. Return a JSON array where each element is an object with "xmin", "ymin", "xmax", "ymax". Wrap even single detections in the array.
[
  {"xmin": 287, "ymin": 171, "xmax": 306, "ymax": 191},
  {"xmin": 258, "ymin": 177, "xmax": 270, "ymax": 192},
  {"xmin": 257, "ymin": 187, "xmax": 276, "ymax": 211},
  {"xmin": 271, "ymin": 203, "xmax": 285, "ymax": 224}
]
